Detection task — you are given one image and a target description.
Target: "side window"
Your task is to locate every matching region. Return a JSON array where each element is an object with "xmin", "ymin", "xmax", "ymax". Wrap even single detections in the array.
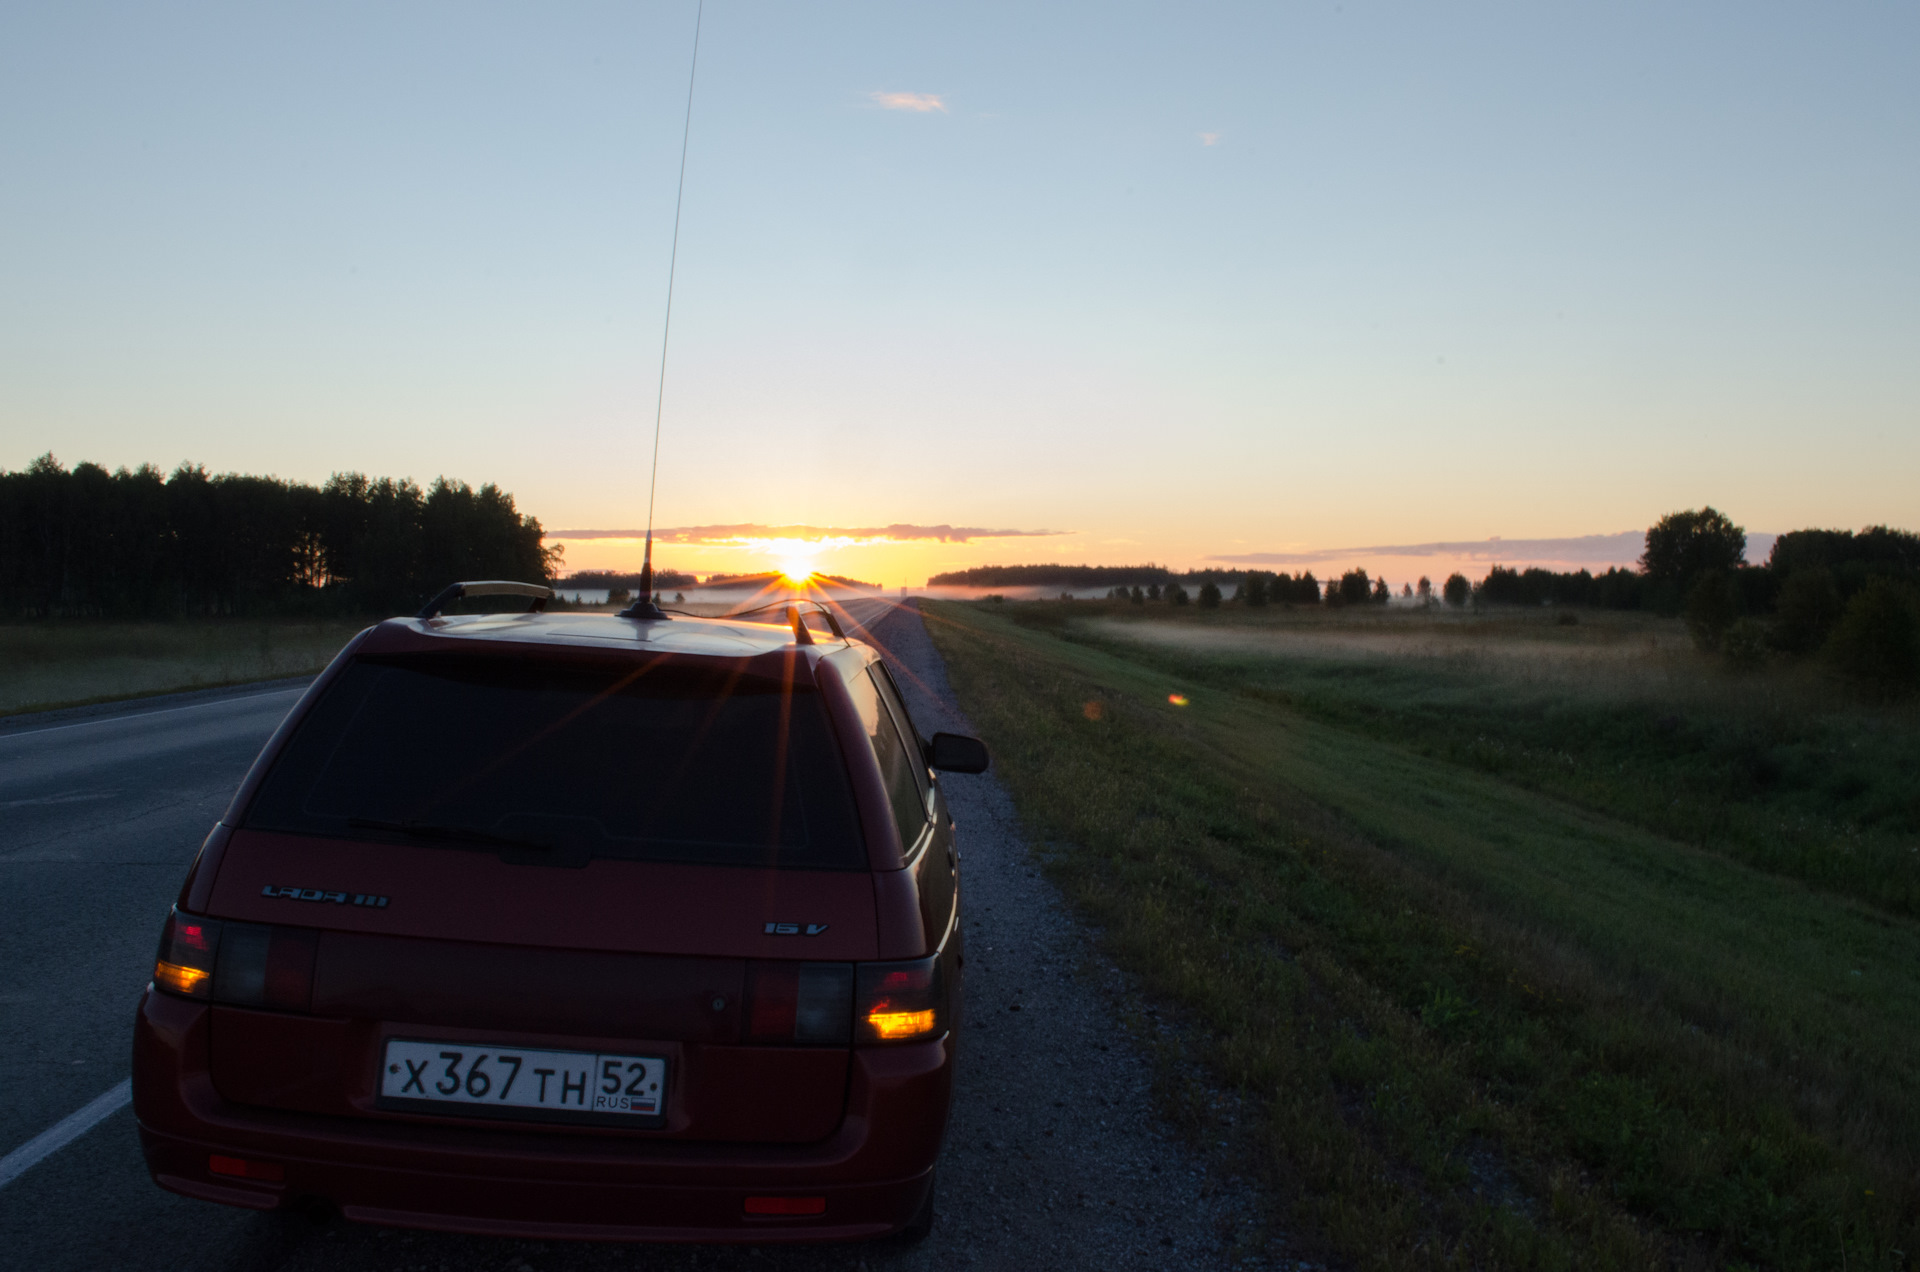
[
  {"xmin": 868, "ymin": 664, "xmax": 929, "ymax": 801},
  {"xmin": 845, "ymin": 666, "xmax": 928, "ymax": 851}
]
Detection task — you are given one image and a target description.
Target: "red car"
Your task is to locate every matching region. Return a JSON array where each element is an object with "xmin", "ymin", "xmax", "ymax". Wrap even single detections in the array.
[{"xmin": 132, "ymin": 582, "xmax": 986, "ymax": 1243}]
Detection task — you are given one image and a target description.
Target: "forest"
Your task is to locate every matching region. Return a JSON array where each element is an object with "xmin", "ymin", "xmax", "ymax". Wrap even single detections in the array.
[{"xmin": 0, "ymin": 454, "xmax": 556, "ymax": 618}]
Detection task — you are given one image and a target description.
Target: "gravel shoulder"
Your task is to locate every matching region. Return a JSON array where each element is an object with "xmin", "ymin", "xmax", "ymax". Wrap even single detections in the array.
[{"xmin": 259, "ymin": 600, "xmax": 1284, "ymax": 1272}]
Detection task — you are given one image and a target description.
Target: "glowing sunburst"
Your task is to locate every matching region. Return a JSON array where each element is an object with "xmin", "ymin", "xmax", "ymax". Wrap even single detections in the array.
[{"xmin": 778, "ymin": 556, "xmax": 816, "ymax": 586}]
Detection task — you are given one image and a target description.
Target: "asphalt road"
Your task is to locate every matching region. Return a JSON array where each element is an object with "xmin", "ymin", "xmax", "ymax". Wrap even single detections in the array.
[
  {"xmin": 0, "ymin": 679, "xmax": 317, "ymax": 1267},
  {"xmin": 0, "ymin": 603, "xmax": 1287, "ymax": 1271}
]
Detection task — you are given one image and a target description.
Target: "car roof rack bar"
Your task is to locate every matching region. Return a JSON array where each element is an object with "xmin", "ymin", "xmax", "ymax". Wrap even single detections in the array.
[
  {"xmin": 726, "ymin": 598, "xmax": 847, "ymax": 641},
  {"xmin": 786, "ymin": 605, "xmax": 815, "ymax": 646},
  {"xmin": 416, "ymin": 580, "xmax": 555, "ymax": 621}
]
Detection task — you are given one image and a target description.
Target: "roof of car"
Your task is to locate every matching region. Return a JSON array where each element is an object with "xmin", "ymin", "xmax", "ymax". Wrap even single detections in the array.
[{"xmin": 366, "ymin": 610, "xmax": 856, "ymax": 660}]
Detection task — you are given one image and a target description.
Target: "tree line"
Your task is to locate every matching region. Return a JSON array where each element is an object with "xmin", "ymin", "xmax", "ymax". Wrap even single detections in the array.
[
  {"xmin": 1074, "ymin": 507, "xmax": 1920, "ymax": 690},
  {"xmin": 1, "ymin": 453, "xmax": 557, "ymax": 619},
  {"xmin": 1453, "ymin": 509, "xmax": 1919, "ymax": 685},
  {"xmin": 556, "ymin": 569, "xmax": 697, "ymax": 593}
]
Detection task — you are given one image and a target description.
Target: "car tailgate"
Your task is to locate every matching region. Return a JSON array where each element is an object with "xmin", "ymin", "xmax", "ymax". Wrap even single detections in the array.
[
  {"xmin": 204, "ymin": 829, "xmax": 880, "ymax": 960},
  {"xmin": 201, "ymin": 830, "xmax": 874, "ymax": 1143}
]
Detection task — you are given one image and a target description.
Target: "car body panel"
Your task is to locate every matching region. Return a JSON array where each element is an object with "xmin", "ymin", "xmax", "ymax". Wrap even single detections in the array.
[
  {"xmin": 206, "ymin": 831, "xmax": 882, "ymax": 961},
  {"xmin": 134, "ymin": 607, "xmax": 966, "ymax": 1241}
]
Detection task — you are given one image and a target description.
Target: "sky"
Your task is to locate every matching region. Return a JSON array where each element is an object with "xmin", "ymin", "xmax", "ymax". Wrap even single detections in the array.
[{"xmin": 2, "ymin": 1, "xmax": 1916, "ymax": 587}]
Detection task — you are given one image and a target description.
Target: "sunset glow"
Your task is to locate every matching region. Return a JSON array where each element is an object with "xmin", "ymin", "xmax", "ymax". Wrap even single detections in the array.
[{"xmin": 3, "ymin": 6, "xmax": 1914, "ymax": 588}]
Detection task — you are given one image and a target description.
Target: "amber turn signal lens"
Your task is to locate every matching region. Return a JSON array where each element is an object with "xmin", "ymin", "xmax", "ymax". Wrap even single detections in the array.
[
  {"xmin": 154, "ymin": 961, "xmax": 212, "ymax": 996},
  {"xmin": 866, "ymin": 1006, "xmax": 937, "ymax": 1040}
]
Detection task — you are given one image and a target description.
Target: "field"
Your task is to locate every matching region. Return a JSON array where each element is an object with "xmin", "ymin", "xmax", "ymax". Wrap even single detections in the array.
[
  {"xmin": 0, "ymin": 599, "xmax": 788, "ymax": 717},
  {"xmin": 923, "ymin": 598, "xmax": 1920, "ymax": 1270},
  {"xmin": 0, "ymin": 619, "xmax": 370, "ymax": 715}
]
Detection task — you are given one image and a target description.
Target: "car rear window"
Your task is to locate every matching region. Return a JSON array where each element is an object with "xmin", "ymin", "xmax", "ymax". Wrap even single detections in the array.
[{"xmin": 244, "ymin": 654, "xmax": 866, "ymax": 870}]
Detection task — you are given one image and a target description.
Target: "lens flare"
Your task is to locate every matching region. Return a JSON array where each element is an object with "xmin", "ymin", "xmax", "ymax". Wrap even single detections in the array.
[{"xmin": 1168, "ymin": 693, "xmax": 1190, "ymax": 707}]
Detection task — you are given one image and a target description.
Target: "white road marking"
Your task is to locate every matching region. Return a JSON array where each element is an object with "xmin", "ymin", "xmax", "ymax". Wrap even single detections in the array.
[
  {"xmin": 0, "ymin": 1079, "xmax": 132, "ymax": 1190},
  {"xmin": 0, "ymin": 686, "xmax": 305, "ymax": 740}
]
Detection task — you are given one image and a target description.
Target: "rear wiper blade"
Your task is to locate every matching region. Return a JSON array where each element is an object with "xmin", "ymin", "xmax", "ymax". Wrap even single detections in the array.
[{"xmin": 346, "ymin": 817, "xmax": 553, "ymax": 853}]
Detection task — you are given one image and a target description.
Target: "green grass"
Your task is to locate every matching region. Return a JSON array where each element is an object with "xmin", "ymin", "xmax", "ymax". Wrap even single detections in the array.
[
  {"xmin": 923, "ymin": 599, "xmax": 1920, "ymax": 1270},
  {"xmin": 1076, "ymin": 604, "xmax": 1920, "ymax": 918},
  {"xmin": 0, "ymin": 619, "xmax": 369, "ymax": 715}
]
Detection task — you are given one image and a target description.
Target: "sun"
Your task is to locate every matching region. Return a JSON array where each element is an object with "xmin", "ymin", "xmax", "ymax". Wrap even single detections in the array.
[{"xmin": 778, "ymin": 556, "xmax": 816, "ymax": 586}]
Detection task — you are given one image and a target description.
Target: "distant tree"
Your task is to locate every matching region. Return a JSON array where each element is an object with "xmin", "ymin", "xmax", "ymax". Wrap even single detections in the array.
[
  {"xmin": 1198, "ymin": 580, "xmax": 1222, "ymax": 609},
  {"xmin": 1442, "ymin": 573, "xmax": 1470, "ymax": 607},
  {"xmin": 927, "ymin": 563, "xmax": 1172, "ymax": 589},
  {"xmin": 1331, "ymin": 569, "xmax": 1371, "ymax": 607},
  {"xmin": 1826, "ymin": 578, "xmax": 1920, "ymax": 692},
  {"xmin": 1167, "ymin": 583, "xmax": 1190, "ymax": 606},
  {"xmin": 606, "ymin": 587, "xmax": 631, "ymax": 606},
  {"xmin": 1641, "ymin": 507, "xmax": 1746, "ymax": 585},
  {"xmin": 1295, "ymin": 571, "xmax": 1320, "ymax": 604},
  {"xmin": 1130, "ymin": 586, "xmax": 1145, "ymax": 605},
  {"xmin": 1684, "ymin": 572, "xmax": 1740, "ymax": 652},
  {"xmin": 1593, "ymin": 567, "xmax": 1643, "ymax": 610},
  {"xmin": 1417, "ymin": 576, "xmax": 1433, "ymax": 604},
  {"xmin": 1401, "ymin": 582, "xmax": 1412, "ymax": 599},
  {"xmin": 673, "ymin": 592, "xmax": 685, "ymax": 604},
  {"xmin": 1147, "ymin": 583, "xmax": 1162, "ymax": 601},
  {"xmin": 1767, "ymin": 526, "xmax": 1920, "ymax": 583},
  {"xmin": 1371, "ymin": 577, "xmax": 1390, "ymax": 604},
  {"xmin": 1772, "ymin": 568, "xmax": 1843, "ymax": 654},
  {"xmin": 1241, "ymin": 571, "xmax": 1270, "ymax": 607}
]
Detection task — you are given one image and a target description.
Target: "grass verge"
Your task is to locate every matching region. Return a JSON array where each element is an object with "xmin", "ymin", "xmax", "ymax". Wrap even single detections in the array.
[
  {"xmin": 923, "ymin": 599, "xmax": 1919, "ymax": 1270},
  {"xmin": 0, "ymin": 619, "xmax": 368, "ymax": 716},
  {"xmin": 1071, "ymin": 604, "xmax": 1920, "ymax": 920}
]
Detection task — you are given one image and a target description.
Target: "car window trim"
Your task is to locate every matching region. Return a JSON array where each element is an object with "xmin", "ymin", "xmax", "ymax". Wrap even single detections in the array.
[{"xmin": 867, "ymin": 664, "xmax": 930, "ymax": 808}]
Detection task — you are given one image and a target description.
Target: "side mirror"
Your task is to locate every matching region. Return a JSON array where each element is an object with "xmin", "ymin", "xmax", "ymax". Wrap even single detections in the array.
[{"xmin": 926, "ymin": 732, "xmax": 990, "ymax": 774}]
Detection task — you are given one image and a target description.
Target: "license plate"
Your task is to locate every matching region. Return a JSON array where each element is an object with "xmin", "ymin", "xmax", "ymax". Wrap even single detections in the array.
[{"xmin": 380, "ymin": 1039, "xmax": 666, "ymax": 1119}]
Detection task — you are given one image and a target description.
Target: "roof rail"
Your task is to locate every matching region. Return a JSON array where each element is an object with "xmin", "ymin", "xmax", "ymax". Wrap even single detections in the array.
[
  {"xmin": 725, "ymin": 598, "xmax": 847, "ymax": 643},
  {"xmin": 416, "ymin": 580, "xmax": 554, "ymax": 622}
]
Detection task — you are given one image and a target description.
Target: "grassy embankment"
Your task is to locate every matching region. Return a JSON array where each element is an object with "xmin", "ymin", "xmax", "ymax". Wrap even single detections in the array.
[
  {"xmin": 0, "ymin": 620, "xmax": 369, "ymax": 716},
  {"xmin": 0, "ymin": 601, "xmax": 761, "ymax": 717},
  {"xmin": 923, "ymin": 599, "xmax": 1920, "ymax": 1270}
]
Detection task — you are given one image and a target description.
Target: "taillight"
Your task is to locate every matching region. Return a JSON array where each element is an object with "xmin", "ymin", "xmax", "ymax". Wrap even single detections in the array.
[
  {"xmin": 153, "ymin": 909, "xmax": 220, "ymax": 999},
  {"xmin": 744, "ymin": 962, "xmax": 853, "ymax": 1045},
  {"xmin": 152, "ymin": 908, "xmax": 316, "ymax": 1012},
  {"xmin": 855, "ymin": 956, "xmax": 945, "ymax": 1044},
  {"xmin": 214, "ymin": 921, "xmax": 318, "ymax": 1012}
]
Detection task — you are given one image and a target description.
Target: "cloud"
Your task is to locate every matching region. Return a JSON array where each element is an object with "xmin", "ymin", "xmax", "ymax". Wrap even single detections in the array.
[
  {"xmin": 1210, "ymin": 532, "xmax": 1653, "ymax": 567},
  {"xmin": 547, "ymin": 523, "xmax": 1066, "ymax": 545},
  {"xmin": 1198, "ymin": 132, "xmax": 1221, "ymax": 146},
  {"xmin": 870, "ymin": 91, "xmax": 947, "ymax": 113}
]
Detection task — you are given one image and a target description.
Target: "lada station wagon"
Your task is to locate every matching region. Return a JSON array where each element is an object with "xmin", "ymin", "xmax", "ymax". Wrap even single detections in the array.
[{"xmin": 132, "ymin": 582, "xmax": 987, "ymax": 1243}]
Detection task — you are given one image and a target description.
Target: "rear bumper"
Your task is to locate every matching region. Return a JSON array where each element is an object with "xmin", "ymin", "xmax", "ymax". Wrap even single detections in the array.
[{"xmin": 131, "ymin": 991, "xmax": 948, "ymax": 1242}]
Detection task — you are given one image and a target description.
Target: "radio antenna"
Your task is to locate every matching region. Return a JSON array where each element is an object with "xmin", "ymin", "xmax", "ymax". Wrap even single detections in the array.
[{"xmin": 624, "ymin": 0, "xmax": 704, "ymax": 621}]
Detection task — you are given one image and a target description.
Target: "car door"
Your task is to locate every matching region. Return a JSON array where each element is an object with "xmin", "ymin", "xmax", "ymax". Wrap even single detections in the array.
[{"xmin": 865, "ymin": 663, "xmax": 958, "ymax": 959}]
